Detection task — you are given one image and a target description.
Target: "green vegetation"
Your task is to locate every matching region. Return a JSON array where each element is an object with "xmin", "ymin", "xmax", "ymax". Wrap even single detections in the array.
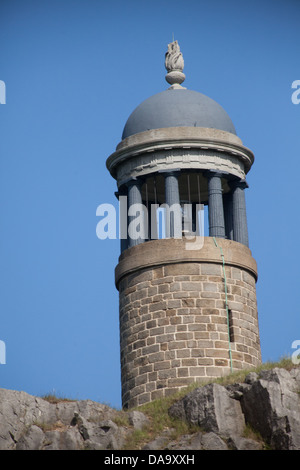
[
  {"xmin": 32, "ymin": 420, "xmax": 67, "ymax": 433},
  {"xmin": 121, "ymin": 398, "xmax": 199, "ymax": 450},
  {"xmin": 212, "ymin": 356, "xmax": 296, "ymax": 388},
  {"xmin": 241, "ymin": 423, "xmax": 270, "ymax": 449},
  {"xmin": 39, "ymin": 358, "xmax": 298, "ymax": 450},
  {"xmin": 119, "ymin": 357, "xmax": 298, "ymax": 450},
  {"xmin": 40, "ymin": 392, "xmax": 75, "ymax": 404}
]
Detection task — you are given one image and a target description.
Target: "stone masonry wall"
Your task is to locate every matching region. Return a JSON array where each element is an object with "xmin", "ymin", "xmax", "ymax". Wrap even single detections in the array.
[{"xmin": 118, "ymin": 259, "xmax": 261, "ymax": 409}]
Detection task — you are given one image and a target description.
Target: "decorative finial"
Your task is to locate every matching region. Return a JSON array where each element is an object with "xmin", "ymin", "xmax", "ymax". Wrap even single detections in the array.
[{"xmin": 165, "ymin": 40, "xmax": 186, "ymax": 89}]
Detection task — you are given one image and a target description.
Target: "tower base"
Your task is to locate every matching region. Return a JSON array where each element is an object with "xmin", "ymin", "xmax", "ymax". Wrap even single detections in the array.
[{"xmin": 116, "ymin": 237, "xmax": 261, "ymax": 409}]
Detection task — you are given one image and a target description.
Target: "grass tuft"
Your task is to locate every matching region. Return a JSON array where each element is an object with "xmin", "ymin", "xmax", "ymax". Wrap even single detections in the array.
[
  {"xmin": 40, "ymin": 392, "xmax": 75, "ymax": 404},
  {"xmin": 120, "ymin": 357, "xmax": 298, "ymax": 449}
]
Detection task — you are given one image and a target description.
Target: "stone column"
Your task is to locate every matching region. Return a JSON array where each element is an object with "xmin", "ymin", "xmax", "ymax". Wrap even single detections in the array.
[
  {"xmin": 223, "ymin": 192, "xmax": 233, "ymax": 240},
  {"xmin": 207, "ymin": 171, "xmax": 226, "ymax": 238},
  {"xmin": 164, "ymin": 171, "xmax": 182, "ymax": 238},
  {"xmin": 118, "ymin": 187, "xmax": 128, "ymax": 253},
  {"xmin": 149, "ymin": 201, "xmax": 159, "ymax": 240},
  {"xmin": 230, "ymin": 179, "xmax": 249, "ymax": 247},
  {"xmin": 127, "ymin": 179, "xmax": 146, "ymax": 247}
]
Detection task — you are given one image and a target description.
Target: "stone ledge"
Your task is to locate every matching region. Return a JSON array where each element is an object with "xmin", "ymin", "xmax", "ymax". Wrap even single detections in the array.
[{"xmin": 115, "ymin": 238, "xmax": 257, "ymax": 289}]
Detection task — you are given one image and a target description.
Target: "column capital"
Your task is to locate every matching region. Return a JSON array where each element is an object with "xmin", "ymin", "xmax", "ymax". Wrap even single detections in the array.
[
  {"xmin": 158, "ymin": 168, "xmax": 181, "ymax": 176},
  {"xmin": 205, "ymin": 169, "xmax": 229, "ymax": 180},
  {"xmin": 229, "ymin": 178, "xmax": 249, "ymax": 190},
  {"xmin": 124, "ymin": 177, "xmax": 144, "ymax": 189}
]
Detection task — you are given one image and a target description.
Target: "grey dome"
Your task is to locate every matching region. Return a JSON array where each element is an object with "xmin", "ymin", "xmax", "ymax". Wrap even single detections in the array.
[{"xmin": 122, "ymin": 88, "xmax": 236, "ymax": 139}]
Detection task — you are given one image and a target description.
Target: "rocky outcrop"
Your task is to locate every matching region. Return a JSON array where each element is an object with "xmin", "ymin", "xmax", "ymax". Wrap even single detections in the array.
[
  {"xmin": 0, "ymin": 367, "xmax": 299, "ymax": 450},
  {"xmin": 169, "ymin": 367, "xmax": 300, "ymax": 450},
  {"xmin": 169, "ymin": 382, "xmax": 246, "ymax": 438},
  {"xmin": 240, "ymin": 368, "xmax": 300, "ymax": 450},
  {"xmin": 0, "ymin": 389, "xmax": 128, "ymax": 450}
]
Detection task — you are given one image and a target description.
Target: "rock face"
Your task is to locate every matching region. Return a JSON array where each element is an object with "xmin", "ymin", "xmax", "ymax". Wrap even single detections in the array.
[
  {"xmin": 168, "ymin": 367, "xmax": 300, "ymax": 450},
  {"xmin": 0, "ymin": 389, "xmax": 127, "ymax": 450},
  {"xmin": 240, "ymin": 368, "xmax": 300, "ymax": 450},
  {"xmin": 0, "ymin": 367, "xmax": 299, "ymax": 450},
  {"xmin": 169, "ymin": 383, "xmax": 246, "ymax": 438}
]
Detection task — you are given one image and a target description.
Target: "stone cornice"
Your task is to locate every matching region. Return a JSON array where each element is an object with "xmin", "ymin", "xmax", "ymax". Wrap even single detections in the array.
[{"xmin": 106, "ymin": 127, "xmax": 255, "ymax": 179}]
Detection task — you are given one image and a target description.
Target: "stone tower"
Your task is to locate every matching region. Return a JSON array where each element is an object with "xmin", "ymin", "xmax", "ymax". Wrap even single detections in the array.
[{"xmin": 106, "ymin": 41, "xmax": 261, "ymax": 409}]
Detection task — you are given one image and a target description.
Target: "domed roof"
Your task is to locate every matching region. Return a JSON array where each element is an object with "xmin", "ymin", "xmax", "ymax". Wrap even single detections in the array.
[{"xmin": 122, "ymin": 88, "xmax": 237, "ymax": 140}]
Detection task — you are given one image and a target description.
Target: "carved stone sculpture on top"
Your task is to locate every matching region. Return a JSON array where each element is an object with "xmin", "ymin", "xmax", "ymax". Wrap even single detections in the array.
[{"xmin": 165, "ymin": 40, "xmax": 186, "ymax": 89}]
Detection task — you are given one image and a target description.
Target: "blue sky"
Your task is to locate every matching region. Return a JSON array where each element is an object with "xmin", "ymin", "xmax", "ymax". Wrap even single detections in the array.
[{"xmin": 0, "ymin": 0, "xmax": 299, "ymax": 409}]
